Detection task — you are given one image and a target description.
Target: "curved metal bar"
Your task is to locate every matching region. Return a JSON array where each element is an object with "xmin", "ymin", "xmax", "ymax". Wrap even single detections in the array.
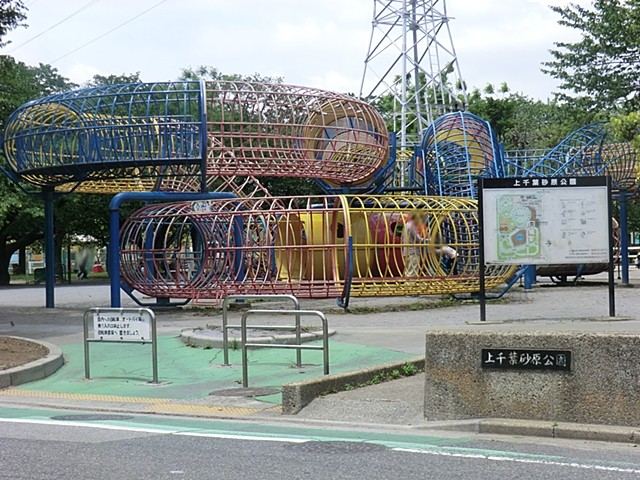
[
  {"xmin": 220, "ymin": 294, "xmax": 301, "ymax": 366},
  {"xmin": 2, "ymin": 81, "xmax": 389, "ymax": 191},
  {"xmin": 108, "ymin": 191, "xmax": 237, "ymax": 307},
  {"xmin": 421, "ymin": 112, "xmax": 503, "ymax": 199},
  {"xmin": 504, "ymin": 123, "xmax": 640, "ymax": 195},
  {"xmin": 118, "ymin": 194, "xmax": 515, "ymax": 302}
]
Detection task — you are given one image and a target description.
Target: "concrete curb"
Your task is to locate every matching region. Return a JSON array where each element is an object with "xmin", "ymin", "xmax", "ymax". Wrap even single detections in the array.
[
  {"xmin": 0, "ymin": 337, "xmax": 64, "ymax": 388},
  {"xmin": 475, "ymin": 418, "xmax": 640, "ymax": 444},
  {"xmin": 281, "ymin": 357, "xmax": 425, "ymax": 415},
  {"xmin": 180, "ymin": 328, "xmax": 337, "ymax": 349}
]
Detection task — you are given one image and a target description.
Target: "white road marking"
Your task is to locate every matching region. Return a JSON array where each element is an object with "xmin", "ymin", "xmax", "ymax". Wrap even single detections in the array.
[
  {"xmin": 393, "ymin": 447, "xmax": 640, "ymax": 474},
  {"xmin": 171, "ymin": 431, "xmax": 308, "ymax": 443},
  {"xmin": 0, "ymin": 417, "xmax": 307, "ymax": 443}
]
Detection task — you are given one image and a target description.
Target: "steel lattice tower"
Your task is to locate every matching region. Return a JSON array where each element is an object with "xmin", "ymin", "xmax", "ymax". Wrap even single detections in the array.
[{"xmin": 360, "ymin": 0, "xmax": 468, "ymax": 148}]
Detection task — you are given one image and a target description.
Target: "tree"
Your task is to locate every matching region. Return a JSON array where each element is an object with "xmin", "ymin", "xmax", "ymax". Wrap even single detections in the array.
[
  {"xmin": 85, "ymin": 72, "xmax": 142, "ymax": 87},
  {"xmin": 0, "ymin": 176, "xmax": 43, "ymax": 283},
  {"xmin": 468, "ymin": 86, "xmax": 604, "ymax": 151},
  {"xmin": 0, "ymin": 0, "xmax": 26, "ymax": 47},
  {"xmin": 542, "ymin": 0, "xmax": 640, "ymax": 111},
  {"xmin": 179, "ymin": 66, "xmax": 281, "ymax": 84},
  {"xmin": 30, "ymin": 63, "xmax": 77, "ymax": 96},
  {"xmin": 0, "ymin": 56, "xmax": 76, "ymax": 284},
  {"xmin": 610, "ymin": 111, "xmax": 640, "ymax": 150}
]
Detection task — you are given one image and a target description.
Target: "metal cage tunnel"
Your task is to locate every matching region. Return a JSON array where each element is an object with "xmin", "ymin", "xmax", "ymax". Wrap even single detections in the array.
[
  {"xmin": 119, "ymin": 195, "xmax": 516, "ymax": 302},
  {"xmin": 2, "ymin": 81, "xmax": 389, "ymax": 193}
]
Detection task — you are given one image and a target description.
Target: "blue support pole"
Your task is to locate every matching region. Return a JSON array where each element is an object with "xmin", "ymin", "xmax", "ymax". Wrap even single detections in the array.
[
  {"xmin": 198, "ymin": 79, "xmax": 208, "ymax": 193},
  {"xmin": 108, "ymin": 191, "xmax": 236, "ymax": 308},
  {"xmin": 43, "ymin": 187, "xmax": 55, "ymax": 308},
  {"xmin": 619, "ymin": 193, "xmax": 630, "ymax": 285},
  {"xmin": 523, "ymin": 264, "xmax": 536, "ymax": 289}
]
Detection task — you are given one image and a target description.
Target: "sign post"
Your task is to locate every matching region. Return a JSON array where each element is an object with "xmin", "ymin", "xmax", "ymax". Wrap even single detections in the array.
[
  {"xmin": 83, "ymin": 307, "xmax": 158, "ymax": 383},
  {"xmin": 478, "ymin": 176, "xmax": 614, "ymax": 320},
  {"xmin": 478, "ymin": 178, "xmax": 487, "ymax": 322}
]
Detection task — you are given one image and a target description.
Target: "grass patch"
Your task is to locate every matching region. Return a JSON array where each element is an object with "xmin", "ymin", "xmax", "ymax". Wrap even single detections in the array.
[
  {"xmin": 330, "ymin": 296, "xmax": 462, "ymax": 315},
  {"xmin": 321, "ymin": 362, "xmax": 422, "ymax": 396}
]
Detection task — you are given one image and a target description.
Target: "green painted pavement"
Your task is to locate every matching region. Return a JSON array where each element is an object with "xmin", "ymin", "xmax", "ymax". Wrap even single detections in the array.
[
  {"xmin": 0, "ymin": 404, "xmax": 465, "ymax": 447},
  {"xmin": 15, "ymin": 336, "xmax": 412, "ymax": 403}
]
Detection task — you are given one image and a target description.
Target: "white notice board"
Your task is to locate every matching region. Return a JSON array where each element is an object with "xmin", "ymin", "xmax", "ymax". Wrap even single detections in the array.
[
  {"xmin": 481, "ymin": 177, "xmax": 610, "ymax": 265},
  {"xmin": 92, "ymin": 309, "xmax": 153, "ymax": 342}
]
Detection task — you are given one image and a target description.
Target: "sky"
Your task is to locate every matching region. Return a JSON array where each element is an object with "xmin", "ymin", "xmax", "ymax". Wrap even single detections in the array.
[{"xmin": 2, "ymin": 0, "xmax": 591, "ymax": 100}]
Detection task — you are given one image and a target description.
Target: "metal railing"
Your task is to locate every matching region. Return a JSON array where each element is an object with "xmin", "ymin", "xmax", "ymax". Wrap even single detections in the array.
[
  {"xmin": 240, "ymin": 309, "xmax": 330, "ymax": 388},
  {"xmin": 221, "ymin": 294, "xmax": 301, "ymax": 366}
]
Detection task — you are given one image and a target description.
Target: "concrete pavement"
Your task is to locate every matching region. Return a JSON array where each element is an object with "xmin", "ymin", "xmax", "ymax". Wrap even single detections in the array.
[{"xmin": 1, "ymin": 268, "xmax": 640, "ymax": 442}]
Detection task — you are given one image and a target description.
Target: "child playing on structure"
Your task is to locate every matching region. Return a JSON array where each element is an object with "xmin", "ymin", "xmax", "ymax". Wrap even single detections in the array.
[
  {"xmin": 401, "ymin": 211, "xmax": 428, "ymax": 278},
  {"xmin": 401, "ymin": 211, "xmax": 458, "ymax": 277}
]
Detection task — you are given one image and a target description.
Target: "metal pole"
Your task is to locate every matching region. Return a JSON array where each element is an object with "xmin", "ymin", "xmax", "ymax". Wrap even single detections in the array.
[
  {"xmin": 198, "ymin": 79, "xmax": 208, "ymax": 194},
  {"xmin": 83, "ymin": 311, "xmax": 91, "ymax": 379},
  {"xmin": 523, "ymin": 265, "xmax": 536, "ymax": 289},
  {"xmin": 149, "ymin": 308, "xmax": 159, "ymax": 383},
  {"xmin": 108, "ymin": 205, "xmax": 121, "ymax": 308},
  {"xmin": 222, "ymin": 298, "xmax": 230, "ymax": 366},
  {"xmin": 619, "ymin": 193, "xmax": 630, "ymax": 285},
  {"xmin": 608, "ymin": 179, "xmax": 616, "ymax": 317},
  {"xmin": 400, "ymin": 0, "xmax": 408, "ymax": 149},
  {"xmin": 241, "ymin": 311, "xmax": 249, "ymax": 388},
  {"xmin": 478, "ymin": 179, "xmax": 487, "ymax": 321},
  {"xmin": 294, "ymin": 297, "xmax": 302, "ymax": 368},
  {"xmin": 43, "ymin": 187, "xmax": 55, "ymax": 308},
  {"xmin": 321, "ymin": 312, "xmax": 329, "ymax": 375}
]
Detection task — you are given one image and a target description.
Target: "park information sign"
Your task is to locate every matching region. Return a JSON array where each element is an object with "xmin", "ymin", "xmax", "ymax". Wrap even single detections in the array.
[
  {"xmin": 83, "ymin": 307, "xmax": 158, "ymax": 383},
  {"xmin": 92, "ymin": 310, "xmax": 152, "ymax": 342},
  {"xmin": 480, "ymin": 177, "xmax": 610, "ymax": 265},
  {"xmin": 477, "ymin": 176, "xmax": 615, "ymax": 321}
]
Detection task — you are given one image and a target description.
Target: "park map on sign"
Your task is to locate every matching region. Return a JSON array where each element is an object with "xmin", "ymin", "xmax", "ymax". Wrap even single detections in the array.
[{"xmin": 496, "ymin": 194, "xmax": 543, "ymax": 261}]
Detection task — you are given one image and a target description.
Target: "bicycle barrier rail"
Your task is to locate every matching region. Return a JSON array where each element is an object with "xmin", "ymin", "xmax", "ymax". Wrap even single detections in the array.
[
  {"xmin": 221, "ymin": 294, "xmax": 301, "ymax": 366},
  {"xmin": 240, "ymin": 309, "xmax": 330, "ymax": 388}
]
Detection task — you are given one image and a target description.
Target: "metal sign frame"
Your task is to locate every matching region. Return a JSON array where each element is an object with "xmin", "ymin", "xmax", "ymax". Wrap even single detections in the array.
[
  {"xmin": 83, "ymin": 307, "xmax": 158, "ymax": 383},
  {"xmin": 478, "ymin": 176, "xmax": 615, "ymax": 321}
]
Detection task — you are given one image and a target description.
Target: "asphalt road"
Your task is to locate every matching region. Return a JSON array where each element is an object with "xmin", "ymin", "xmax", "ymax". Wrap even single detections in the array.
[{"xmin": 1, "ymin": 408, "xmax": 640, "ymax": 480}]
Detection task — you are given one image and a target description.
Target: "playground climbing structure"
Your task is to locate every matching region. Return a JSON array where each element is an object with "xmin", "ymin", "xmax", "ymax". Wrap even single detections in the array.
[{"xmin": 2, "ymin": 80, "xmax": 514, "ymax": 306}]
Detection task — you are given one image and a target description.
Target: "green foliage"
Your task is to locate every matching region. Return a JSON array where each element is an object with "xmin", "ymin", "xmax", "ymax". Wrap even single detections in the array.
[
  {"xmin": 468, "ymin": 87, "xmax": 603, "ymax": 150},
  {"xmin": 179, "ymin": 66, "xmax": 282, "ymax": 84},
  {"xmin": 321, "ymin": 362, "xmax": 422, "ymax": 396},
  {"xmin": 259, "ymin": 177, "xmax": 322, "ymax": 197},
  {"xmin": 30, "ymin": 63, "xmax": 77, "ymax": 96},
  {"xmin": 401, "ymin": 363, "xmax": 418, "ymax": 376},
  {"xmin": 0, "ymin": 0, "xmax": 26, "ymax": 47},
  {"xmin": 610, "ymin": 111, "xmax": 640, "ymax": 150},
  {"xmin": 0, "ymin": 176, "xmax": 43, "ymax": 284},
  {"xmin": 0, "ymin": 57, "xmax": 75, "ymax": 131},
  {"xmin": 85, "ymin": 72, "xmax": 142, "ymax": 87},
  {"xmin": 0, "ymin": 54, "xmax": 77, "ymax": 284},
  {"xmin": 542, "ymin": 0, "xmax": 640, "ymax": 111},
  {"xmin": 54, "ymin": 194, "xmax": 113, "ymax": 246},
  {"xmin": 608, "ymin": 110, "xmax": 640, "ymax": 232}
]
